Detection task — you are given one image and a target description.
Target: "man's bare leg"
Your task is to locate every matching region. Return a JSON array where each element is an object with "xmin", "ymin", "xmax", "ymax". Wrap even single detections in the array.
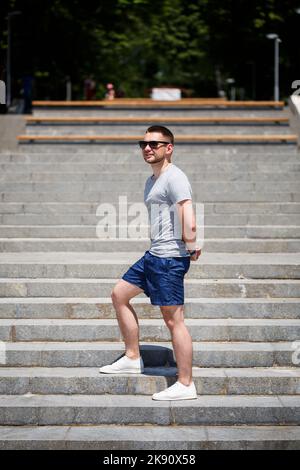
[
  {"xmin": 111, "ymin": 279, "xmax": 143, "ymax": 359},
  {"xmin": 160, "ymin": 305, "xmax": 193, "ymax": 386}
]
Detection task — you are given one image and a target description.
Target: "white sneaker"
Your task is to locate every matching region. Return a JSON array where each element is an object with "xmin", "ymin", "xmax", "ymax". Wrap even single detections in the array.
[
  {"xmin": 152, "ymin": 381, "xmax": 197, "ymax": 401},
  {"xmin": 99, "ymin": 355, "xmax": 144, "ymax": 374}
]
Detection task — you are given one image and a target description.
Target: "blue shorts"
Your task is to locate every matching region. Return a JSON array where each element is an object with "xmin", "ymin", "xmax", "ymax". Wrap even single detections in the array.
[{"xmin": 122, "ymin": 251, "xmax": 190, "ymax": 306}]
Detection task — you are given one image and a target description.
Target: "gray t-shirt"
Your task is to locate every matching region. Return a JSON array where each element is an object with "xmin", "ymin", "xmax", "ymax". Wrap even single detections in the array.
[{"xmin": 144, "ymin": 163, "xmax": 192, "ymax": 258}]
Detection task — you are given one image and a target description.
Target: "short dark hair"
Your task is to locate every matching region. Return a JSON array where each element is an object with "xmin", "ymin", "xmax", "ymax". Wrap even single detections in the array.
[{"xmin": 146, "ymin": 125, "xmax": 174, "ymax": 144}]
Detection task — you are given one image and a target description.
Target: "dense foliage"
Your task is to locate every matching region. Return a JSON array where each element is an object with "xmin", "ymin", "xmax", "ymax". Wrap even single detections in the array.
[{"xmin": 0, "ymin": 0, "xmax": 299, "ymax": 100}]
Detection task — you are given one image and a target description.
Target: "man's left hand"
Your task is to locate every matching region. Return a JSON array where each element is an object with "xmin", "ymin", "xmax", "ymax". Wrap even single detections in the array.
[{"xmin": 189, "ymin": 249, "xmax": 202, "ymax": 261}]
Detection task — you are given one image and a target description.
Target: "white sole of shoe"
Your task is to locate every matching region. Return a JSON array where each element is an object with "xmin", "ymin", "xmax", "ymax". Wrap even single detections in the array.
[
  {"xmin": 152, "ymin": 395, "xmax": 198, "ymax": 401},
  {"xmin": 99, "ymin": 369, "xmax": 143, "ymax": 374}
]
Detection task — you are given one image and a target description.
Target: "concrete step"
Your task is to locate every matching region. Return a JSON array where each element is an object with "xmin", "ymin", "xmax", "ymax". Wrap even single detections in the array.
[
  {"xmin": 1, "ymin": 112, "xmax": 300, "ymax": 446},
  {"xmin": 1, "ymin": 181, "xmax": 300, "ymax": 192},
  {"xmin": 0, "ymin": 252, "xmax": 299, "ymax": 279},
  {"xmin": 27, "ymin": 105, "xmax": 289, "ymax": 117},
  {"xmin": 1, "ymin": 297, "xmax": 299, "ymax": 319},
  {"xmin": 0, "ymin": 424, "xmax": 299, "ymax": 450},
  {"xmin": 2, "ymin": 149, "xmax": 299, "ymax": 162},
  {"xmin": 32, "ymin": 108, "xmax": 288, "ymax": 117},
  {"xmin": 16, "ymin": 144, "xmax": 298, "ymax": 155},
  {"xmin": 17, "ymin": 135, "xmax": 297, "ymax": 145},
  {"xmin": 1, "ymin": 238, "xmax": 300, "ymax": 253},
  {"xmin": 1, "ymin": 278, "xmax": 300, "ymax": 298},
  {"xmin": 1, "ymin": 202, "xmax": 299, "ymax": 216},
  {"xmin": 0, "ymin": 366, "xmax": 299, "ymax": 396},
  {"xmin": 1, "ymin": 225, "xmax": 300, "ymax": 238},
  {"xmin": 1, "ymin": 212, "xmax": 300, "ymax": 225},
  {"xmin": 24, "ymin": 124, "xmax": 292, "ymax": 136},
  {"xmin": 1, "ymin": 318, "xmax": 300, "ymax": 342},
  {"xmin": 0, "ymin": 394, "xmax": 299, "ymax": 426},
  {"xmin": 26, "ymin": 115, "xmax": 289, "ymax": 123},
  {"xmin": 1, "ymin": 341, "xmax": 295, "ymax": 367},
  {"xmin": 3, "ymin": 170, "xmax": 300, "ymax": 182},
  {"xmin": 3, "ymin": 162, "xmax": 300, "ymax": 172},
  {"xmin": 2, "ymin": 191, "xmax": 300, "ymax": 203},
  {"xmin": 2, "ymin": 341, "xmax": 297, "ymax": 368}
]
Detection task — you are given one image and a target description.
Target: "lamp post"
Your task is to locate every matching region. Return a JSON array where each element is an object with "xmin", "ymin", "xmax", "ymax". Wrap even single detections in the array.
[
  {"xmin": 246, "ymin": 61, "xmax": 256, "ymax": 100},
  {"xmin": 266, "ymin": 33, "xmax": 281, "ymax": 101},
  {"xmin": 6, "ymin": 11, "xmax": 21, "ymax": 108}
]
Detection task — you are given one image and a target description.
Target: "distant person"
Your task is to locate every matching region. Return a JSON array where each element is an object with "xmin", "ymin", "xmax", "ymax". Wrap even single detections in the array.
[
  {"xmin": 105, "ymin": 83, "xmax": 115, "ymax": 100},
  {"xmin": 84, "ymin": 76, "xmax": 96, "ymax": 100},
  {"xmin": 22, "ymin": 75, "xmax": 33, "ymax": 114},
  {"xmin": 65, "ymin": 75, "xmax": 72, "ymax": 101},
  {"xmin": 0, "ymin": 75, "xmax": 6, "ymax": 113}
]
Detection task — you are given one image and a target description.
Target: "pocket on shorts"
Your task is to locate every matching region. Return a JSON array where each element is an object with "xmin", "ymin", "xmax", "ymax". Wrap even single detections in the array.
[{"xmin": 167, "ymin": 257, "xmax": 190, "ymax": 275}]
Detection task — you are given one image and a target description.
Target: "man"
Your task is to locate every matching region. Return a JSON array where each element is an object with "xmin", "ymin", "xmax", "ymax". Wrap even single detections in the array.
[{"xmin": 99, "ymin": 125, "xmax": 201, "ymax": 401}]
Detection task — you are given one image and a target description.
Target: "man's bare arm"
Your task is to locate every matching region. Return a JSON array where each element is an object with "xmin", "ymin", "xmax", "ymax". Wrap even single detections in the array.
[{"xmin": 176, "ymin": 199, "xmax": 201, "ymax": 261}]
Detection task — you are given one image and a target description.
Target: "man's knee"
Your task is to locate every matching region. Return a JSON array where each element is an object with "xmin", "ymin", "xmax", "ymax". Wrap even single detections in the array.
[
  {"xmin": 111, "ymin": 280, "xmax": 139, "ymax": 305},
  {"xmin": 164, "ymin": 317, "xmax": 176, "ymax": 331},
  {"xmin": 111, "ymin": 285, "xmax": 123, "ymax": 305}
]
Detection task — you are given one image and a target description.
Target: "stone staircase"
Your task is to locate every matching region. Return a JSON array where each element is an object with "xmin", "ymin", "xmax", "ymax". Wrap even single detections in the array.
[{"xmin": 0, "ymin": 101, "xmax": 300, "ymax": 449}]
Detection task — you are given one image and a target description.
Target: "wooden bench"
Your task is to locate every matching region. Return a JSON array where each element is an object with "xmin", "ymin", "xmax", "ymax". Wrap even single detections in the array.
[
  {"xmin": 17, "ymin": 134, "xmax": 297, "ymax": 143},
  {"xmin": 26, "ymin": 116, "xmax": 289, "ymax": 124},
  {"xmin": 32, "ymin": 100, "xmax": 285, "ymax": 109},
  {"xmin": 32, "ymin": 98, "xmax": 226, "ymax": 105}
]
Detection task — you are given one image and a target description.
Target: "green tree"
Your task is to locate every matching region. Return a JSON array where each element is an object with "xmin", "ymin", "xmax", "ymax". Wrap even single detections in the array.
[{"xmin": 0, "ymin": 0, "xmax": 299, "ymax": 99}]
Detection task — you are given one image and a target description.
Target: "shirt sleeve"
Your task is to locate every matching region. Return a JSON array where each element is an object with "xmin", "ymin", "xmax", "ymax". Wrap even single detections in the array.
[{"xmin": 167, "ymin": 171, "xmax": 192, "ymax": 204}]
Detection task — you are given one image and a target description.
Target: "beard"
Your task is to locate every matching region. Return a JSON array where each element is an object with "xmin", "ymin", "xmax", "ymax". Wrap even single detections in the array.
[{"xmin": 144, "ymin": 154, "xmax": 166, "ymax": 164}]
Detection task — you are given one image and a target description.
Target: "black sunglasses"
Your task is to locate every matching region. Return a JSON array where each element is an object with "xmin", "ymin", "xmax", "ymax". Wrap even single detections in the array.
[{"xmin": 138, "ymin": 140, "xmax": 171, "ymax": 149}]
